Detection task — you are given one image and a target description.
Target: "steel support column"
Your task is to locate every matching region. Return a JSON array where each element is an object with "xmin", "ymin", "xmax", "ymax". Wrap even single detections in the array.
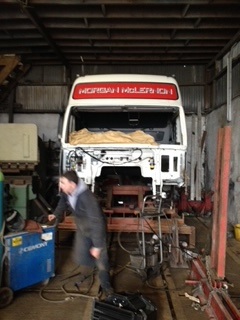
[{"xmin": 211, "ymin": 126, "xmax": 232, "ymax": 278}]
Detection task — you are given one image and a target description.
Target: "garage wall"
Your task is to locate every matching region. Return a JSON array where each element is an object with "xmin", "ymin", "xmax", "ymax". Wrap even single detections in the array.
[
  {"xmin": 205, "ymin": 50, "xmax": 240, "ymax": 227},
  {"xmin": 205, "ymin": 95, "xmax": 240, "ymax": 227},
  {"xmin": 0, "ymin": 113, "xmax": 61, "ymax": 143},
  {"xmin": 11, "ymin": 64, "xmax": 205, "ymax": 114},
  {"xmin": 16, "ymin": 86, "xmax": 69, "ymax": 112}
]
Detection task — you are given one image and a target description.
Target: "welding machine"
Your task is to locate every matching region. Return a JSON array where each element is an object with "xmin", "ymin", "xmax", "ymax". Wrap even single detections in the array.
[{"xmin": 3, "ymin": 225, "xmax": 55, "ymax": 292}]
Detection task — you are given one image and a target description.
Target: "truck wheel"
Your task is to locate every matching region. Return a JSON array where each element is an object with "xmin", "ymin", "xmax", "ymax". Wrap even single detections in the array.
[{"xmin": 0, "ymin": 287, "xmax": 14, "ymax": 308}]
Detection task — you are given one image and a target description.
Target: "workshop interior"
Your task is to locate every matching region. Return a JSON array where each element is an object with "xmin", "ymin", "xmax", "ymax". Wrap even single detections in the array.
[
  {"xmin": 0, "ymin": 77, "xmax": 239, "ymax": 319},
  {"xmin": 0, "ymin": 1, "xmax": 240, "ymax": 319}
]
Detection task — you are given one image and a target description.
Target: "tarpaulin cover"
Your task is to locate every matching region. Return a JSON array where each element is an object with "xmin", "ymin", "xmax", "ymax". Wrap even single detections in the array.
[{"xmin": 69, "ymin": 128, "xmax": 157, "ymax": 145}]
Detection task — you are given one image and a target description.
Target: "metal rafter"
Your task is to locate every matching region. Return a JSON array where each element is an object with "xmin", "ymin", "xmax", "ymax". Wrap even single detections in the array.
[{"xmin": 0, "ymin": 0, "xmax": 238, "ymax": 67}]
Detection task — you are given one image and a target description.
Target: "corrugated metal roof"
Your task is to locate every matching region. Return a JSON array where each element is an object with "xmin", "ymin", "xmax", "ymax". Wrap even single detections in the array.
[{"xmin": 0, "ymin": 0, "xmax": 239, "ymax": 67}]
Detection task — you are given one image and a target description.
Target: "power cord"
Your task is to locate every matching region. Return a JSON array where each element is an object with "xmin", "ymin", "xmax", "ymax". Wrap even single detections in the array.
[{"xmin": 39, "ymin": 269, "xmax": 96, "ymax": 303}]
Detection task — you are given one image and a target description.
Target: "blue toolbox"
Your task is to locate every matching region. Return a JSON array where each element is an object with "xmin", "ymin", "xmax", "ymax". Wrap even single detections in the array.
[{"xmin": 3, "ymin": 225, "xmax": 55, "ymax": 292}]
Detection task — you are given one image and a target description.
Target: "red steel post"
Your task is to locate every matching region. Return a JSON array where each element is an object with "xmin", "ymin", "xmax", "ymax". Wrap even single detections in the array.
[
  {"xmin": 216, "ymin": 126, "xmax": 231, "ymax": 278},
  {"xmin": 211, "ymin": 128, "xmax": 223, "ymax": 269}
]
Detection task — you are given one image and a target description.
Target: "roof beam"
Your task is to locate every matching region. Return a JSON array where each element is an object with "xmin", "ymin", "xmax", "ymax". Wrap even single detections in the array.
[
  {"xmin": 207, "ymin": 29, "xmax": 240, "ymax": 68},
  {"xmin": 16, "ymin": 1, "xmax": 69, "ymax": 67}
]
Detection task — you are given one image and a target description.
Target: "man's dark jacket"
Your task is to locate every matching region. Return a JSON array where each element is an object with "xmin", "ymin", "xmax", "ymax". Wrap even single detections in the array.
[{"xmin": 54, "ymin": 187, "xmax": 107, "ymax": 266}]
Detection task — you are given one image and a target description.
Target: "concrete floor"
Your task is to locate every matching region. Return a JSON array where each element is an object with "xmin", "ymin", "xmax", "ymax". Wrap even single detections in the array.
[{"xmin": 1, "ymin": 216, "xmax": 240, "ymax": 320}]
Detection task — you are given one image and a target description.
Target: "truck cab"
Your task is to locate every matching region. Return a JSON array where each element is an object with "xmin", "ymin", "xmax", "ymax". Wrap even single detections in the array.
[{"xmin": 60, "ymin": 74, "xmax": 187, "ymax": 200}]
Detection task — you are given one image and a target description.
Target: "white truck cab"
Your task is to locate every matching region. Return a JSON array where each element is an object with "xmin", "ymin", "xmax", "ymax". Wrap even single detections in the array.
[{"xmin": 60, "ymin": 74, "xmax": 187, "ymax": 198}]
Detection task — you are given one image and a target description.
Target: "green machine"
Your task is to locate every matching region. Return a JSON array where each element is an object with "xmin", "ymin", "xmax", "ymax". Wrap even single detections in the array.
[
  {"xmin": 8, "ymin": 183, "xmax": 35, "ymax": 219},
  {"xmin": 0, "ymin": 124, "xmax": 39, "ymax": 219}
]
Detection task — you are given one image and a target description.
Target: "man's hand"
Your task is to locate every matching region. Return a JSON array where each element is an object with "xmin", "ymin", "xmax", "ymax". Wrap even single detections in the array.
[
  {"xmin": 48, "ymin": 214, "xmax": 56, "ymax": 222},
  {"xmin": 90, "ymin": 247, "xmax": 102, "ymax": 260}
]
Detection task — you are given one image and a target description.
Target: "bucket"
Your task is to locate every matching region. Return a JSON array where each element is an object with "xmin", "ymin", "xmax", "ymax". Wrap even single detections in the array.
[{"xmin": 234, "ymin": 224, "xmax": 240, "ymax": 241}]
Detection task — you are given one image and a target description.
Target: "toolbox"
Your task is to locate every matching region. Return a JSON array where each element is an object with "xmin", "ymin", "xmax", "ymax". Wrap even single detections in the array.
[
  {"xmin": 93, "ymin": 300, "xmax": 136, "ymax": 320},
  {"xmin": 93, "ymin": 292, "xmax": 157, "ymax": 320},
  {"xmin": 3, "ymin": 225, "xmax": 55, "ymax": 292}
]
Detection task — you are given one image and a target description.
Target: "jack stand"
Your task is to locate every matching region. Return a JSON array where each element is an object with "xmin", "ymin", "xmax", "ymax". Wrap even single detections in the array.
[
  {"xmin": 185, "ymin": 257, "xmax": 240, "ymax": 319},
  {"xmin": 178, "ymin": 191, "xmax": 213, "ymax": 216}
]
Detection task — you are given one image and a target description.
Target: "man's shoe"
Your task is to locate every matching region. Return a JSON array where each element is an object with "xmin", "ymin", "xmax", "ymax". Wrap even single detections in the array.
[
  {"xmin": 103, "ymin": 287, "xmax": 114, "ymax": 297},
  {"xmin": 99, "ymin": 287, "xmax": 114, "ymax": 300}
]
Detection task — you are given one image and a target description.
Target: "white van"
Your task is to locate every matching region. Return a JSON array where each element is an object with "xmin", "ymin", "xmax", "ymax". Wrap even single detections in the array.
[{"xmin": 60, "ymin": 74, "xmax": 187, "ymax": 198}]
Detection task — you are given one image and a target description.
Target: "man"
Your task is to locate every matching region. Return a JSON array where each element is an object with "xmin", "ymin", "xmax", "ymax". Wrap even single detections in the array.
[{"xmin": 48, "ymin": 170, "xmax": 113, "ymax": 297}]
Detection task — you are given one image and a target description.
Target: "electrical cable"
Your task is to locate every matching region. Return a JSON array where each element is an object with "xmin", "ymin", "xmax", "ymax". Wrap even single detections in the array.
[
  {"xmin": 39, "ymin": 287, "xmax": 69, "ymax": 303},
  {"xmin": 75, "ymin": 146, "xmax": 144, "ymax": 165},
  {"xmin": 116, "ymin": 205, "xmax": 196, "ymax": 280},
  {"xmin": 63, "ymin": 273, "xmax": 95, "ymax": 296},
  {"xmin": 0, "ymin": 219, "xmax": 6, "ymax": 247},
  {"xmin": 117, "ymin": 231, "xmax": 136, "ymax": 255},
  {"xmin": 112, "ymin": 262, "xmax": 131, "ymax": 276},
  {"xmin": 141, "ymin": 255, "xmax": 190, "ymax": 292},
  {"xmin": 38, "ymin": 229, "xmax": 115, "ymax": 303},
  {"xmin": 145, "ymin": 278, "xmax": 169, "ymax": 291},
  {"xmin": 39, "ymin": 269, "xmax": 96, "ymax": 303},
  {"xmin": 142, "ymin": 216, "xmax": 200, "ymax": 260}
]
